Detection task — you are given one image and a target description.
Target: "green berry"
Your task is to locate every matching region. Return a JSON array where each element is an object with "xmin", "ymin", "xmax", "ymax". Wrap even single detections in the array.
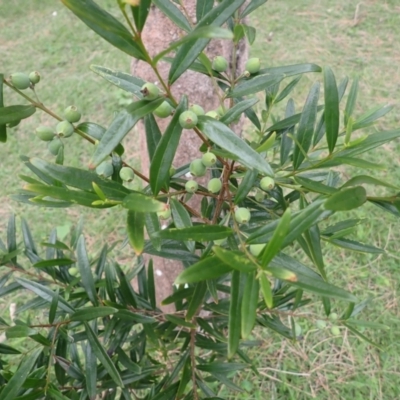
[
  {"xmin": 179, "ymin": 110, "xmax": 198, "ymax": 129},
  {"xmin": 254, "ymin": 189, "xmax": 265, "ymax": 202},
  {"xmin": 96, "ymin": 161, "xmax": 114, "ymax": 178},
  {"xmin": 205, "ymin": 110, "xmax": 219, "ymax": 119},
  {"xmin": 35, "ymin": 126, "xmax": 55, "ymax": 141},
  {"xmin": 69, "ymin": 267, "xmax": 80, "ymax": 277},
  {"xmin": 185, "ymin": 180, "xmax": 198, "ymax": 193},
  {"xmin": 190, "ymin": 159, "xmax": 207, "ymax": 177},
  {"xmin": 141, "ymin": 82, "xmax": 159, "ymax": 100},
  {"xmin": 260, "ymin": 176, "xmax": 275, "ymax": 191},
  {"xmin": 48, "ymin": 138, "xmax": 63, "ymax": 156},
  {"xmin": 249, "ymin": 244, "xmax": 265, "ymax": 257},
  {"xmin": 329, "ymin": 312, "xmax": 338, "ymax": 321},
  {"xmin": 189, "ymin": 104, "xmax": 205, "ymax": 116},
  {"xmin": 235, "ymin": 207, "xmax": 251, "ymax": 224},
  {"xmin": 10, "ymin": 72, "xmax": 30, "ymax": 90},
  {"xmin": 119, "ymin": 167, "xmax": 135, "ymax": 182},
  {"xmin": 208, "ymin": 178, "xmax": 222, "ymax": 194},
  {"xmin": 212, "ymin": 56, "xmax": 228, "ymax": 73},
  {"xmin": 245, "ymin": 58, "xmax": 261, "ymax": 74},
  {"xmin": 169, "ymin": 166, "xmax": 176, "ymax": 177},
  {"xmin": 154, "ymin": 101, "xmax": 173, "ymax": 118},
  {"xmin": 201, "ymin": 152, "xmax": 217, "ymax": 167},
  {"xmin": 294, "ymin": 323, "xmax": 302, "ymax": 337},
  {"xmin": 56, "ymin": 121, "xmax": 74, "ymax": 138},
  {"xmin": 315, "ymin": 320, "xmax": 327, "ymax": 329},
  {"xmin": 29, "ymin": 71, "xmax": 41, "ymax": 84},
  {"xmin": 330, "ymin": 326, "xmax": 340, "ymax": 336},
  {"xmin": 157, "ymin": 206, "xmax": 171, "ymax": 220},
  {"xmin": 64, "ymin": 105, "xmax": 81, "ymax": 123}
]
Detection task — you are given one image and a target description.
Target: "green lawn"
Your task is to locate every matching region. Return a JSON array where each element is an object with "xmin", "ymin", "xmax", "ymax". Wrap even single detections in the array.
[{"xmin": 1, "ymin": 0, "xmax": 400, "ymax": 398}]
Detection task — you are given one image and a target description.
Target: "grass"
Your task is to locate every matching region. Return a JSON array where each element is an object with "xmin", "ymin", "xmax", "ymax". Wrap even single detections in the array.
[{"xmin": 1, "ymin": 0, "xmax": 400, "ymax": 399}]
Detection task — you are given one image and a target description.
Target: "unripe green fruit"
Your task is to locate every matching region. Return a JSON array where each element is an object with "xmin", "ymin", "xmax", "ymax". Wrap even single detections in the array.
[
  {"xmin": 154, "ymin": 101, "xmax": 173, "ymax": 118},
  {"xmin": 329, "ymin": 312, "xmax": 338, "ymax": 321},
  {"xmin": 35, "ymin": 126, "xmax": 55, "ymax": 141},
  {"xmin": 179, "ymin": 110, "xmax": 198, "ymax": 129},
  {"xmin": 185, "ymin": 180, "xmax": 198, "ymax": 193},
  {"xmin": 245, "ymin": 58, "xmax": 261, "ymax": 74},
  {"xmin": 190, "ymin": 159, "xmax": 207, "ymax": 177},
  {"xmin": 10, "ymin": 72, "xmax": 30, "ymax": 90},
  {"xmin": 29, "ymin": 71, "xmax": 41, "ymax": 84},
  {"xmin": 189, "ymin": 104, "xmax": 205, "ymax": 116},
  {"xmin": 315, "ymin": 320, "xmax": 327, "ymax": 329},
  {"xmin": 208, "ymin": 178, "xmax": 222, "ymax": 194},
  {"xmin": 169, "ymin": 166, "xmax": 176, "ymax": 177},
  {"xmin": 64, "ymin": 105, "xmax": 81, "ymax": 123},
  {"xmin": 119, "ymin": 167, "xmax": 135, "ymax": 182},
  {"xmin": 96, "ymin": 161, "xmax": 114, "ymax": 178},
  {"xmin": 56, "ymin": 121, "xmax": 74, "ymax": 138},
  {"xmin": 201, "ymin": 152, "xmax": 217, "ymax": 167},
  {"xmin": 48, "ymin": 138, "xmax": 63, "ymax": 156},
  {"xmin": 212, "ymin": 56, "xmax": 228, "ymax": 73},
  {"xmin": 330, "ymin": 326, "xmax": 340, "ymax": 336},
  {"xmin": 157, "ymin": 207, "xmax": 171, "ymax": 220},
  {"xmin": 249, "ymin": 243, "xmax": 265, "ymax": 257},
  {"xmin": 260, "ymin": 176, "xmax": 275, "ymax": 191},
  {"xmin": 235, "ymin": 207, "xmax": 251, "ymax": 224},
  {"xmin": 294, "ymin": 323, "xmax": 302, "ymax": 337},
  {"xmin": 255, "ymin": 189, "xmax": 265, "ymax": 202},
  {"xmin": 205, "ymin": 110, "xmax": 219, "ymax": 119},
  {"xmin": 141, "ymin": 82, "xmax": 159, "ymax": 100},
  {"xmin": 69, "ymin": 267, "xmax": 80, "ymax": 277}
]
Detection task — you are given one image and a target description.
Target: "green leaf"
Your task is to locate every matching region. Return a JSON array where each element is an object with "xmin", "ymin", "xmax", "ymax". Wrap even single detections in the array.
[
  {"xmin": 241, "ymin": 272, "xmax": 259, "ymax": 339},
  {"xmin": 324, "ymin": 186, "xmax": 367, "ymax": 211},
  {"xmin": 127, "ymin": 210, "xmax": 145, "ymax": 255},
  {"xmin": 145, "ymin": 213, "xmax": 162, "ymax": 251},
  {"xmin": 220, "ymin": 98, "xmax": 259, "ymax": 126},
  {"xmin": 197, "ymin": 362, "xmax": 247, "ymax": 374},
  {"xmin": 259, "ymin": 273, "xmax": 273, "ymax": 308},
  {"xmin": 152, "ymin": 0, "xmax": 192, "ymax": 32},
  {"xmin": 33, "ymin": 258, "xmax": 75, "ymax": 268},
  {"xmin": 84, "ymin": 322, "xmax": 124, "ymax": 387},
  {"xmin": 280, "ymin": 99, "xmax": 295, "ymax": 165},
  {"xmin": 165, "ymin": 314, "xmax": 196, "ymax": 329},
  {"xmin": 352, "ymin": 104, "xmax": 393, "ymax": 131},
  {"xmin": 186, "ymin": 281, "xmax": 207, "ymax": 321},
  {"xmin": 61, "ymin": 0, "xmax": 145, "ymax": 59},
  {"xmin": 326, "ymin": 238, "xmax": 384, "ymax": 254},
  {"xmin": 227, "ymin": 74, "xmax": 284, "ymax": 98},
  {"xmin": 0, "ymin": 343, "xmax": 21, "ymax": 355},
  {"xmin": 7, "ymin": 214, "xmax": 17, "ymax": 264},
  {"xmin": 90, "ymin": 65, "xmax": 145, "ymax": 98},
  {"xmin": 70, "ymin": 306, "xmax": 118, "ymax": 321},
  {"xmin": 5, "ymin": 326, "xmax": 37, "ymax": 339},
  {"xmin": 0, "ymin": 348, "xmax": 41, "ymax": 400},
  {"xmin": 144, "ymin": 113, "xmax": 162, "ymax": 162},
  {"xmin": 342, "ymin": 175, "xmax": 399, "ymax": 190},
  {"xmin": 0, "ymin": 73, "xmax": 6, "ymax": 143},
  {"xmin": 155, "ymin": 225, "xmax": 233, "ymax": 241},
  {"xmin": 122, "ymin": 192, "xmax": 166, "ymax": 213},
  {"xmin": 150, "ymin": 97, "xmax": 186, "ymax": 194},
  {"xmin": 196, "ymin": 0, "xmax": 214, "ymax": 21},
  {"xmin": 0, "ymin": 105, "xmax": 36, "ymax": 125},
  {"xmin": 90, "ymin": 98, "xmax": 163, "ymax": 168},
  {"xmin": 116, "ymin": 310, "xmax": 156, "ymax": 324},
  {"xmin": 168, "ymin": 0, "xmax": 246, "ymax": 84},
  {"xmin": 323, "ymin": 67, "xmax": 339, "ymax": 153},
  {"xmin": 49, "ymin": 287, "xmax": 59, "ymax": 324},
  {"xmin": 234, "ymin": 168, "xmax": 258, "ymax": 205},
  {"xmin": 294, "ymin": 176, "xmax": 338, "ymax": 195},
  {"xmin": 241, "ymin": 0, "xmax": 268, "ymax": 18},
  {"xmin": 342, "ymin": 322, "xmax": 383, "ymax": 350},
  {"xmin": 228, "ymin": 271, "xmax": 241, "ymax": 359},
  {"xmin": 213, "ymin": 246, "xmax": 257, "ymax": 273},
  {"xmin": 175, "ymin": 256, "xmax": 231, "ymax": 284},
  {"xmin": 170, "ymin": 198, "xmax": 194, "ymax": 252},
  {"xmin": 344, "ymin": 76, "xmax": 359, "ymax": 126},
  {"xmin": 275, "ymin": 75, "xmax": 302, "ymax": 104},
  {"xmin": 259, "ymin": 63, "xmax": 322, "ymax": 76},
  {"xmin": 130, "ymin": 0, "xmax": 151, "ymax": 31},
  {"xmin": 198, "ymin": 117, "xmax": 273, "ymax": 176},
  {"xmin": 76, "ymin": 235, "xmax": 99, "ymax": 306},
  {"xmin": 293, "ymin": 82, "xmax": 320, "ymax": 169}
]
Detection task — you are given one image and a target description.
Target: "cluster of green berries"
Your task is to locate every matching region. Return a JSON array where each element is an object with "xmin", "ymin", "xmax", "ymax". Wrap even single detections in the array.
[
  {"xmin": 140, "ymin": 82, "xmax": 175, "ymax": 119},
  {"xmin": 315, "ymin": 313, "xmax": 341, "ymax": 336},
  {"xmin": 9, "ymin": 71, "xmax": 41, "ymax": 90},
  {"xmin": 211, "ymin": 55, "xmax": 261, "ymax": 76}
]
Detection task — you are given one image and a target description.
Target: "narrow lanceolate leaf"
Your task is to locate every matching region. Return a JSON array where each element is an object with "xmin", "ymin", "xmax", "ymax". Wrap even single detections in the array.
[
  {"xmin": 155, "ymin": 225, "xmax": 233, "ymax": 241},
  {"xmin": 61, "ymin": 0, "xmax": 145, "ymax": 59},
  {"xmin": 344, "ymin": 77, "xmax": 359, "ymax": 126},
  {"xmin": 122, "ymin": 192, "xmax": 166, "ymax": 213},
  {"xmin": 240, "ymin": 0, "xmax": 268, "ymax": 18},
  {"xmin": 7, "ymin": 214, "xmax": 17, "ymax": 264},
  {"xmin": 70, "ymin": 307, "xmax": 118, "ymax": 321},
  {"xmin": 241, "ymin": 272, "xmax": 259, "ymax": 339},
  {"xmin": 324, "ymin": 186, "xmax": 367, "ymax": 211},
  {"xmin": 326, "ymin": 238, "xmax": 384, "ymax": 254},
  {"xmin": 77, "ymin": 235, "xmax": 99, "ymax": 306},
  {"xmin": 144, "ymin": 114, "xmax": 162, "ymax": 161},
  {"xmin": 0, "ymin": 73, "xmax": 6, "ymax": 143},
  {"xmin": 213, "ymin": 246, "xmax": 257, "ymax": 273},
  {"xmin": 198, "ymin": 117, "xmax": 274, "ymax": 176},
  {"xmin": 227, "ymin": 74, "xmax": 284, "ymax": 98},
  {"xmin": 228, "ymin": 271, "xmax": 241, "ymax": 359},
  {"xmin": 259, "ymin": 273, "xmax": 273, "ymax": 308},
  {"xmin": 170, "ymin": 198, "xmax": 194, "ymax": 252},
  {"xmin": 33, "ymin": 258, "xmax": 75, "ymax": 268},
  {"xmin": 0, "ymin": 343, "xmax": 21, "ymax": 355},
  {"xmin": 85, "ymin": 333, "xmax": 97, "ymax": 400},
  {"xmin": 293, "ymin": 82, "xmax": 320, "ymax": 170},
  {"xmin": 220, "ymin": 98, "xmax": 259, "ymax": 126},
  {"xmin": 234, "ymin": 168, "xmax": 258, "ymax": 205},
  {"xmin": 175, "ymin": 256, "xmax": 232, "ymax": 284},
  {"xmin": 352, "ymin": 104, "xmax": 393, "ymax": 131},
  {"xmin": 90, "ymin": 98, "xmax": 163, "ymax": 168},
  {"xmin": 150, "ymin": 97, "xmax": 186, "ymax": 194},
  {"xmin": 341, "ymin": 175, "xmax": 399, "ymax": 190},
  {"xmin": 323, "ymin": 67, "xmax": 339, "ymax": 153},
  {"xmin": 0, "ymin": 105, "xmax": 36, "ymax": 126},
  {"xmin": 49, "ymin": 287, "xmax": 59, "ymax": 324},
  {"xmin": 152, "ymin": 0, "xmax": 192, "ymax": 32},
  {"xmin": 186, "ymin": 281, "xmax": 207, "ymax": 321},
  {"xmin": 168, "ymin": 0, "xmax": 246, "ymax": 84},
  {"xmin": 260, "ymin": 208, "xmax": 291, "ymax": 269},
  {"xmin": 196, "ymin": 0, "xmax": 214, "ymax": 21},
  {"xmin": 84, "ymin": 322, "xmax": 124, "ymax": 387},
  {"xmin": 130, "ymin": 0, "xmax": 151, "ymax": 31},
  {"xmin": 0, "ymin": 348, "xmax": 41, "ymax": 400},
  {"xmin": 127, "ymin": 210, "xmax": 145, "ymax": 255}
]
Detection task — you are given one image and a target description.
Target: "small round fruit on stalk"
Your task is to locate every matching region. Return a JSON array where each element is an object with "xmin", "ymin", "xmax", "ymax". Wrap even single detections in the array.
[
  {"xmin": 48, "ymin": 137, "xmax": 64, "ymax": 156},
  {"xmin": 315, "ymin": 320, "xmax": 327, "ymax": 330},
  {"xmin": 207, "ymin": 178, "xmax": 222, "ymax": 194},
  {"xmin": 119, "ymin": 167, "xmax": 135, "ymax": 182},
  {"xmin": 69, "ymin": 267, "xmax": 80, "ymax": 277},
  {"xmin": 234, "ymin": 207, "xmax": 251, "ymax": 224},
  {"xmin": 254, "ymin": 189, "xmax": 265, "ymax": 203},
  {"xmin": 154, "ymin": 101, "xmax": 173, "ymax": 118},
  {"xmin": 157, "ymin": 205, "xmax": 171, "ymax": 220},
  {"xmin": 179, "ymin": 110, "xmax": 198, "ymax": 129},
  {"xmin": 205, "ymin": 110, "xmax": 219, "ymax": 119},
  {"xmin": 169, "ymin": 166, "xmax": 176, "ymax": 177},
  {"xmin": 245, "ymin": 58, "xmax": 261, "ymax": 74},
  {"xmin": 189, "ymin": 159, "xmax": 207, "ymax": 177},
  {"xmin": 56, "ymin": 120, "xmax": 74, "ymax": 138},
  {"xmin": 35, "ymin": 126, "xmax": 55, "ymax": 141},
  {"xmin": 212, "ymin": 56, "xmax": 228, "ymax": 73},
  {"xmin": 201, "ymin": 152, "xmax": 217, "ymax": 167},
  {"xmin": 29, "ymin": 71, "xmax": 41, "ymax": 84},
  {"xmin": 185, "ymin": 180, "xmax": 198, "ymax": 193},
  {"xmin": 249, "ymin": 243, "xmax": 265, "ymax": 257},
  {"xmin": 330, "ymin": 326, "xmax": 341, "ymax": 336},
  {"xmin": 10, "ymin": 72, "xmax": 31, "ymax": 90},
  {"xmin": 64, "ymin": 105, "xmax": 81, "ymax": 123},
  {"xmin": 96, "ymin": 161, "xmax": 114, "ymax": 178},
  {"xmin": 260, "ymin": 176, "xmax": 275, "ymax": 191},
  {"xmin": 140, "ymin": 82, "xmax": 159, "ymax": 100},
  {"xmin": 189, "ymin": 104, "xmax": 205, "ymax": 116}
]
